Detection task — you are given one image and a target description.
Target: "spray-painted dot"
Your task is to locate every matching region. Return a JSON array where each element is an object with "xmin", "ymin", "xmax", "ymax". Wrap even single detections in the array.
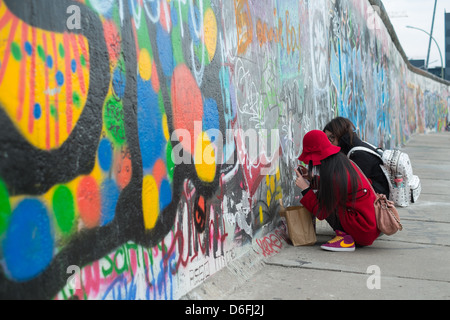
[
  {"xmin": 142, "ymin": 175, "xmax": 159, "ymax": 230},
  {"xmin": 137, "ymin": 78, "xmax": 165, "ymax": 171},
  {"xmin": 3, "ymin": 199, "xmax": 54, "ymax": 281},
  {"xmin": 77, "ymin": 176, "xmax": 101, "ymax": 228},
  {"xmin": 159, "ymin": 179, "xmax": 172, "ymax": 211},
  {"xmin": 138, "ymin": 48, "xmax": 152, "ymax": 81},
  {"xmin": 194, "ymin": 132, "xmax": 216, "ymax": 182},
  {"xmin": 80, "ymin": 54, "xmax": 86, "ymax": 67},
  {"xmin": 98, "ymin": 138, "xmax": 113, "ymax": 172},
  {"xmin": 33, "ymin": 103, "xmax": 42, "ymax": 119},
  {"xmin": 11, "ymin": 42, "xmax": 22, "ymax": 61},
  {"xmin": 72, "ymin": 91, "xmax": 81, "ymax": 108},
  {"xmin": 56, "ymin": 71, "xmax": 64, "ymax": 86},
  {"xmin": 37, "ymin": 45, "xmax": 46, "ymax": 61},
  {"xmin": 100, "ymin": 179, "xmax": 119, "ymax": 226},
  {"xmin": 24, "ymin": 41, "xmax": 33, "ymax": 56},
  {"xmin": 58, "ymin": 43, "xmax": 65, "ymax": 58},
  {"xmin": 46, "ymin": 55, "xmax": 53, "ymax": 69},
  {"xmin": 203, "ymin": 98, "xmax": 220, "ymax": 132},
  {"xmin": 53, "ymin": 185, "xmax": 75, "ymax": 234},
  {"xmin": 171, "ymin": 64, "xmax": 203, "ymax": 155},
  {"xmin": 50, "ymin": 104, "xmax": 57, "ymax": 119},
  {"xmin": 71, "ymin": 59, "xmax": 77, "ymax": 73},
  {"xmin": 204, "ymin": 7, "xmax": 218, "ymax": 62}
]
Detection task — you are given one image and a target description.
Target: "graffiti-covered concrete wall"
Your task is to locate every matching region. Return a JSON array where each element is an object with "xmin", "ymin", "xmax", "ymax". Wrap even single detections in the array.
[{"xmin": 0, "ymin": 0, "xmax": 448, "ymax": 299}]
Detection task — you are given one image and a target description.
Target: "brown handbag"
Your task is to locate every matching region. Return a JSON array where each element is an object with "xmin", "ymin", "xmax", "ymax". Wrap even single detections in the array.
[
  {"xmin": 373, "ymin": 193, "xmax": 403, "ymax": 235},
  {"xmin": 351, "ymin": 160, "xmax": 403, "ymax": 235}
]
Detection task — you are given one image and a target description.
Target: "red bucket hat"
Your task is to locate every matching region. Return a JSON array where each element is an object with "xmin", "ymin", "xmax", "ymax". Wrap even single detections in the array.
[{"xmin": 299, "ymin": 130, "xmax": 341, "ymax": 166}]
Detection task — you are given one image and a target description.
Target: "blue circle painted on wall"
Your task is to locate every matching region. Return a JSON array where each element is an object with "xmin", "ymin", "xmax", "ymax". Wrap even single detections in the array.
[
  {"xmin": 137, "ymin": 78, "xmax": 165, "ymax": 171},
  {"xmin": 159, "ymin": 179, "xmax": 172, "ymax": 211},
  {"xmin": 71, "ymin": 59, "xmax": 77, "ymax": 73},
  {"xmin": 3, "ymin": 199, "xmax": 54, "ymax": 281},
  {"xmin": 46, "ymin": 55, "xmax": 53, "ymax": 69},
  {"xmin": 24, "ymin": 41, "xmax": 33, "ymax": 56},
  {"xmin": 100, "ymin": 179, "xmax": 119, "ymax": 226},
  {"xmin": 56, "ymin": 71, "xmax": 65, "ymax": 86},
  {"xmin": 98, "ymin": 138, "xmax": 113, "ymax": 172},
  {"xmin": 203, "ymin": 98, "xmax": 220, "ymax": 132},
  {"xmin": 33, "ymin": 103, "xmax": 42, "ymax": 119}
]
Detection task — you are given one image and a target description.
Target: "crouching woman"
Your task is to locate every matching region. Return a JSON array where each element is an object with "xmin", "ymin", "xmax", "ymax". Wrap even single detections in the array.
[{"xmin": 295, "ymin": 130, "xmax": 380, "ymax": 251}]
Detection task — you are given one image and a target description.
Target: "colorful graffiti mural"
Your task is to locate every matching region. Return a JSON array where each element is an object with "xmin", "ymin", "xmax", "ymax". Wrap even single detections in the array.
[{"xmin": 0, "ymin": 0, "xmax": 449, "ymax": 299}]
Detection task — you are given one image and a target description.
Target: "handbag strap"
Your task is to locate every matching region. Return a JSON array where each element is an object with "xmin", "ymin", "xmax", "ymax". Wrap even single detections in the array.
[{"xmin": 348, "ymin": 159, "xmax": 377, "ymax": 195}]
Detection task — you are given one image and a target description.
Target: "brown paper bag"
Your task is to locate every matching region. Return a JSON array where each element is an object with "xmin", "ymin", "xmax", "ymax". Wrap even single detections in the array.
[{"xmin": 279, "ymin": 201, "xmax": 316, "ymax": 246}]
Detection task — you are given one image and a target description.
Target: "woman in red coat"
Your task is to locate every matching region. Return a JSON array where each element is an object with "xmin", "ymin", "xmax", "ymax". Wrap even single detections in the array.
[{"xmin": 295, "ymin": 130, "xmax": 380, "ymax": 251}]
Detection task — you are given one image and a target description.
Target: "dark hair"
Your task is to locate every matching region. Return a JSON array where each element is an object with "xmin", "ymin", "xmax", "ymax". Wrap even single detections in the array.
[
  {"xmin": 323, "ymin": 117, "xmax": 356, "ymax": 146},
  {"xmin": 315, "ymin": 152, "xmax": 361, "ymax": 219}
]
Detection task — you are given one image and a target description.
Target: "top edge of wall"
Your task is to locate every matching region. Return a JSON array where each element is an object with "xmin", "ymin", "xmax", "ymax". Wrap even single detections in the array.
[{"xmin": 372, "ymin": 0, "xmax": 450, "ymax": 86}]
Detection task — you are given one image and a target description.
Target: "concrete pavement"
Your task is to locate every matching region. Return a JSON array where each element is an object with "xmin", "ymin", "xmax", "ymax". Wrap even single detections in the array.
[{"xmin": 184, "ymin": 132, "xmax": 450, "ymax": 300}]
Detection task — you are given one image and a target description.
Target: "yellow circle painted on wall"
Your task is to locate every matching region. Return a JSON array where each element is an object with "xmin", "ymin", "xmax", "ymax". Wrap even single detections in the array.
[
  {"xmin": 138, "ymin": 48, "xmax": 152, "ymax": 81},
  {"xmin": 204, "ymin": 7, "xmax": 217, "ymax": 63},
  {"xmin": 142, "ymin": 174, "xmax": 159, "ymax": 230},
  {"xmin": 194, "ymin": 132, "xmax": 216, "ymax": 183}
]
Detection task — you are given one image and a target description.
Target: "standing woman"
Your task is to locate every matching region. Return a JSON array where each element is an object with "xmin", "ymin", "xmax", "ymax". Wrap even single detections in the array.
[
  {"xmin": 295, "ymin": 130, "xmax": 380, "ymax": 251},
  {"xmin": 323, "ymin": 117, "xmax": 390, "ymax": 198}
]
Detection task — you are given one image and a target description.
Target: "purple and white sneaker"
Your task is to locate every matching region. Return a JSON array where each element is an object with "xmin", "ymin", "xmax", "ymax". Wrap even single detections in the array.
[{"xmin": 321, "ymin": 230, "xmax": 355, "ymax": 252}]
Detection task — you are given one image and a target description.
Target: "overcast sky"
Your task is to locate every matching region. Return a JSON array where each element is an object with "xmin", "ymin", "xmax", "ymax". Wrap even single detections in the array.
[{"xmin": 382, "ymin": 0, "xmax": 450, "ymax": 69}]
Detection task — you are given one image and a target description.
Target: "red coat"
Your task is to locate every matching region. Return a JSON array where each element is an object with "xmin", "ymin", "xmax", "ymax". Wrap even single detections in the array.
[{"xmin": 300, "ymin": 162, "xmax": 380, "ymax": 246}]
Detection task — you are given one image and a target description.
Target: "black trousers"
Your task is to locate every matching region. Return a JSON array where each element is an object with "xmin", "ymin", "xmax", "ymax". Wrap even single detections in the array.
[{"xmin": 325, "ymin": 212, "xmax": 343, "ymax": 232}]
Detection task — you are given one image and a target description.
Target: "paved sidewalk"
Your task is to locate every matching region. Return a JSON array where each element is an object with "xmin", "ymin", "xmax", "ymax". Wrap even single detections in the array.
[{"xmin": 221, "ymin": 132, "xmax": 450, "ymax": 300}]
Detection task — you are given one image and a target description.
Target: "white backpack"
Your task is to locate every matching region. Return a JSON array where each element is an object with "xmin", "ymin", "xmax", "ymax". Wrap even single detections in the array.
[{"xmin": 348, "ymin": 146, "xmax": 421, "ymax": 207}]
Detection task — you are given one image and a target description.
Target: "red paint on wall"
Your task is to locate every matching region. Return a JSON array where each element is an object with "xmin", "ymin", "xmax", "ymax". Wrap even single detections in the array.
[
  {"xmin": 77, "ymin": 176, "xmax": 101, "ymax": 228},
  {"xmin": 171, "ymin": 64, "xmax": 203, "ymax": 155}
]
